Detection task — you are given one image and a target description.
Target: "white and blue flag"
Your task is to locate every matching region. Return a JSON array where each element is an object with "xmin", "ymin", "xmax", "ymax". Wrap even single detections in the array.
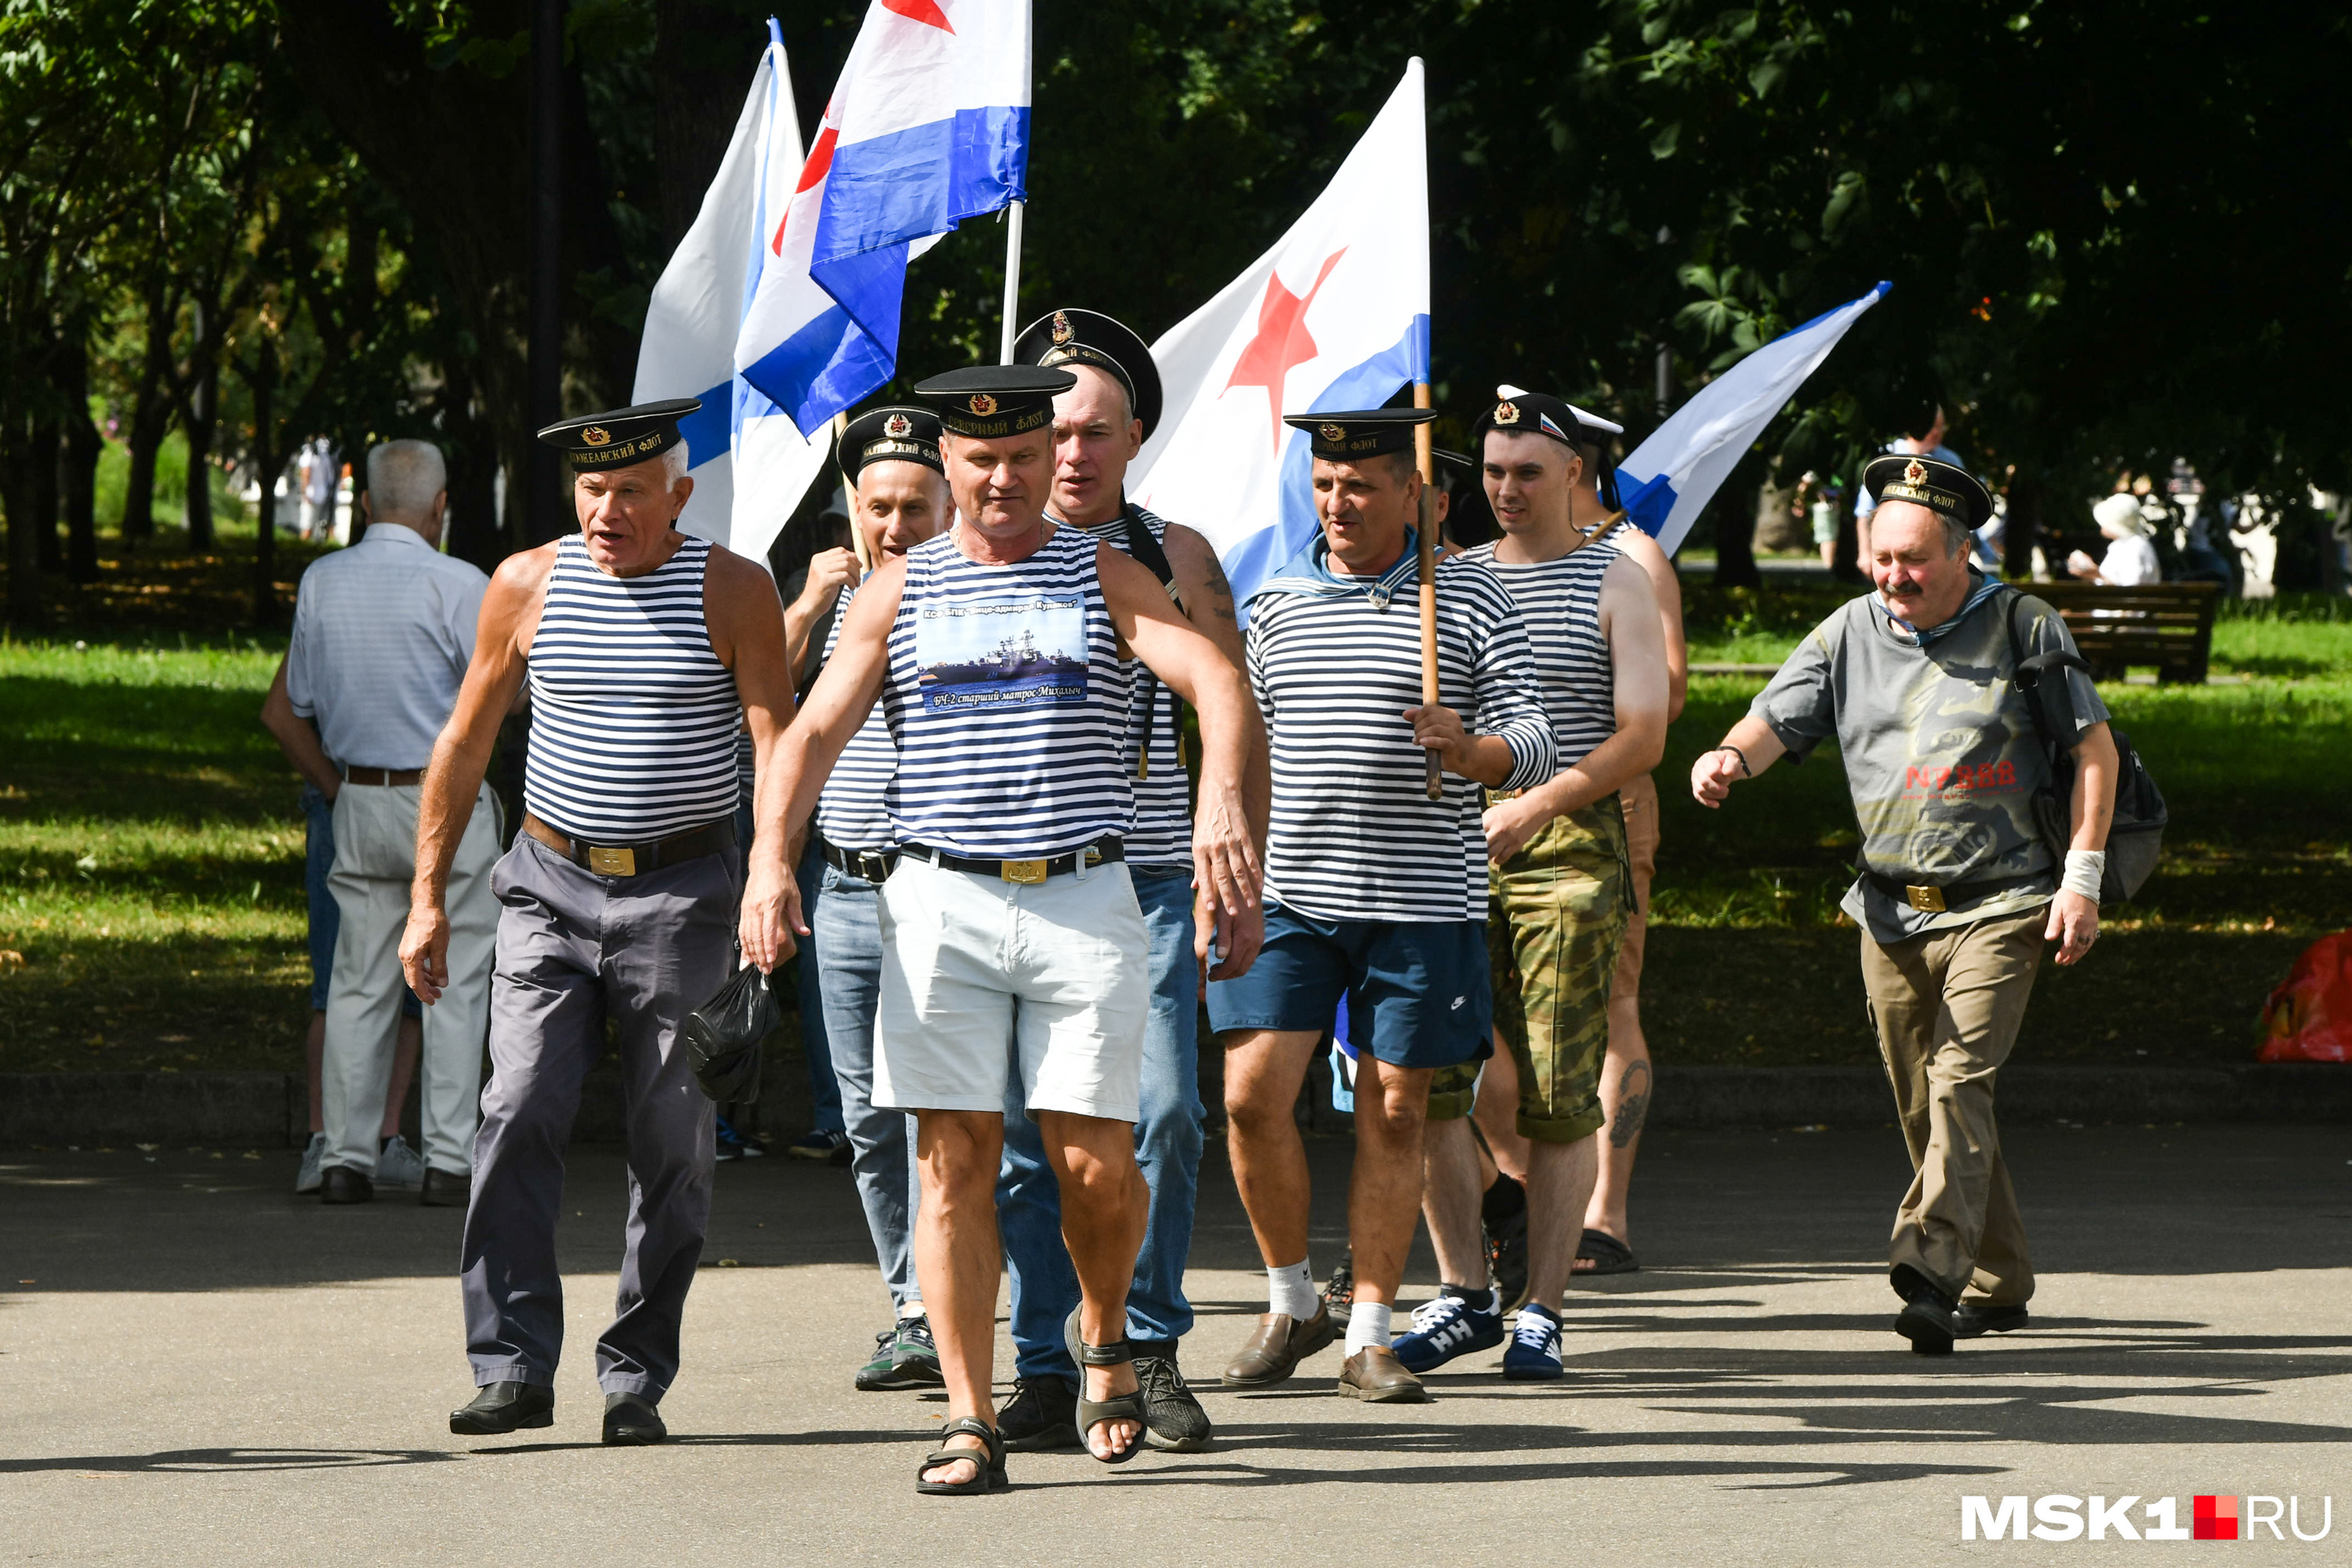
[
  {"xmin": 630, "ymin": 20, "xmax": 829, "ymax": 563},
  {"xmin": 733, "ymin": 0, "xmax": 1032, "ymax": 435},
  {"xmin": 1617, "ymin": 281, "xmax": 1890, "ymax": 554},
  {"xmin": 1128, "ymin": 62, "xmax": 1431, "ymax": 612}
]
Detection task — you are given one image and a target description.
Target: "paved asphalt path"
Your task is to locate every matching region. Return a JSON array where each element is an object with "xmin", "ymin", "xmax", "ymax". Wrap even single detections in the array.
[{"xmin": 5, "ymin": 1123, "xmax": 2349, "ymax": 1562}]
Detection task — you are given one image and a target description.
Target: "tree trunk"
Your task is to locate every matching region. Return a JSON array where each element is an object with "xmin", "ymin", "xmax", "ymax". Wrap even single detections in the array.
[
  {"xmin": 120, "ymin": 390, "xmax": 171, "ymax": 546},
  {"xmin": 59, "ymin": 335, "xmax": 101, "ymax": 584},
  {"xmin": 183, "ymin": 350, "xmax": 220, "ymax": 552},
  {"xmin": 31, "ymin": 417, "xmax": 62, "ymax": 573},
  {"xmin": 249, "ymin": 344, "xmax": 280, "ymax": 626},
  {"xmin": 1711, "ymin": 478, "xmax": 1762, "ymax": 589},
  {"xmin": 441, "ymin": 369, "xmax": 505, "ymax": 569},
  {"xmin": 2, "ymin": 395, "xmax": 43, "ymax": 625},
  {"xmin": 2004, "ymin": 471, "xmax": 2041, "ymax": 581},
  {"xmin": 652, "ymin": 0, "xmax": 766, "ymax": 256}
]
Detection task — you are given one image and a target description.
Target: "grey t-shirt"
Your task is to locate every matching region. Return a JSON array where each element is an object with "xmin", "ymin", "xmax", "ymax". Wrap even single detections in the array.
[{"xmin": 1751, "ymin": 585, "xmax": 2110, "ymax": 942}]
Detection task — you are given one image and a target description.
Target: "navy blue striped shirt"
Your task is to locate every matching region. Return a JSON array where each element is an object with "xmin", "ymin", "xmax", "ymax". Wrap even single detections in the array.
[
  {"xmin": 812, "ymin": 582, "xmax": 898, "ymax": 853},
  {"xmin": 881, "ymin": 527, "xmax": 1134, "ymax": 857}
]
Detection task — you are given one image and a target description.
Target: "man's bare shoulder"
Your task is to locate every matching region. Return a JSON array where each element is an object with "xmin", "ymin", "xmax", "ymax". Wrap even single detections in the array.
[{"xmin": 488, "ymin": 539, "xmax": 561, "ymax": 598}]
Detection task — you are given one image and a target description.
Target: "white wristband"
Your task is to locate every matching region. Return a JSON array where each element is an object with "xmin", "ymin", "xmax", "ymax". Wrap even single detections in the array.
[{"xmin": 2060, "ymin": 849, "xmax": 2106, "ymax": 902}]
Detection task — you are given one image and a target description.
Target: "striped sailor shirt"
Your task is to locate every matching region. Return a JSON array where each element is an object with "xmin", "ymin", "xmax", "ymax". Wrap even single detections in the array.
[
  {"xmin": 881, "ymin": 526, "xmax": 1134, "ymax": 858},
  {"xmin": 811, "ymin": 582, "xmax": 897, "ymax": 853},
  {"xmin": 1070, "ymin": 504, "xmax": 1192, "ymax": 871},
  {"xmin": 523, "ymin": 533, "xmax": 741, "ymax": 840},
  {"xmin": 1459, "ymin": 539, "xmax": 1618, "ymax": 770},
  {"xmin": 1246, "ymin": 533, "xmax": 1556, "ymax": 924}
]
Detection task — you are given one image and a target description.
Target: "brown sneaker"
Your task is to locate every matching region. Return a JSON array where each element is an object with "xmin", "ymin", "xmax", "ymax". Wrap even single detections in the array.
[
  {"xmin": 1337, "ymin": 1345, "xmax": 1428, "ymax": 1403},
  {"xmin": 1221, "ymin": 1304, "xmax": 1337, "ymax": 1389}
]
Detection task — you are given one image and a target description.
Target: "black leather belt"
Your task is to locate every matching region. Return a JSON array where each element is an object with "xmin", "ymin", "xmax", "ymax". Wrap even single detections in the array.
[
  {"xmin": 899, "ymin": 837, "xmax": 1124, "ymax": 884},
  {"xmin": 344, "ymin": 766, "xmax": 423, "ymax": 786},
  {"xmin": 522, "ymin": 813, "xmax": 736, "ymax": 878},
  {"xmin": 1860, "ymin": 869, "xmax": 2049, "ymax": 915},
  {"xmin": 818, "ymin": 838, "xmax": 900, "ymax": 883}
]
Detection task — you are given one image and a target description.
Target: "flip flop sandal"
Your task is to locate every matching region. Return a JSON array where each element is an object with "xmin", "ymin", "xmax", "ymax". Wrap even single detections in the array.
[
  {"xmin": 915, "ymin": 1416, "xmax": 1007, "ymax": 1496},
  {"xmin": 1063, "ymin": 1307, "xmax": 1147, "ymax": 1466},
  {"xmin": 1575, "ymin": 1229, "xmax": 1639, "ymax": 1275}
]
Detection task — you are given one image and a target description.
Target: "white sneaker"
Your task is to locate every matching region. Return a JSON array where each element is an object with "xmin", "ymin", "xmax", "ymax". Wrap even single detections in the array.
[
  {"xmin": 294, "ymin": 1132, "xmax": 328, "ymax": 1195},
  {"xmin": 376, "ymin": 1134, "xmax": 426, "ymax": 1190}
]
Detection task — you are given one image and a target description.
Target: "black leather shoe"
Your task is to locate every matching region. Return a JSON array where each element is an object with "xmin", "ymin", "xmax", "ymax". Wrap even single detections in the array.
[
  {"xmin": 1892, "ymin": 1265, "xmax": 1958, "ymax": 1356},
  {"xmin": 1956, "ymin": 1301, "xmax": 2031, "ymax": 1338},
  {"xmin": 419, "ymin": 1167, "xmax": 471, "ymax": 1208},
  {"xmin": 450, "ymin": 1381, "xmax": 554, "ymax": 1435},
  {"xmin": 603, "ymin": 1392, "xmax": 667, "ymax": 1446},
  {"xmin": 319, "ymin": 1165, "xmax": 373, "ymax": 1205}
]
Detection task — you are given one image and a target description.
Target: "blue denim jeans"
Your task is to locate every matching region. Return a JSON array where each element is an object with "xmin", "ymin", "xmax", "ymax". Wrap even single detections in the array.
[
  {"xmin": 1000, "ymin": 866, "xmax": 1203, "ymax": 1376},
  {"xmin": 811, "ymin": 859, "xmax": 920, "ymax": 1307},
  {"xmin": 793, "ymin": 838, "xmax": 845, "ymax": 1134}
]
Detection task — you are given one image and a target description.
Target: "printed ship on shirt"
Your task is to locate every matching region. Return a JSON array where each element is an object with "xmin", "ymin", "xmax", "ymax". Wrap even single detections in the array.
[{"xmin": 914, "ymin": 596, "xmax": 1090, "ymax": 710}]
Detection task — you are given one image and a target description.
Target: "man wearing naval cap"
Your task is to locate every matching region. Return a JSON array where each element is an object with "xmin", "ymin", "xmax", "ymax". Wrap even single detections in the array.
[
  {"xmin": 988, "ymin": 307, "xmax": 1251, "ymax": 1454},
  {"xmin": 743, "ymin": 364, "xmax": 1265, "ymax": 1493},
  {"xmin": 401, "ymin": 398, "xmax": 797, "ymax": 1445},
  {"xmin": 1693, "ymin": 453, "xmax": 2118, "ymax": 1356},
  {"xmin": 1210, "ymin": 407, "xmax": 1556, "ymax": 1405}
]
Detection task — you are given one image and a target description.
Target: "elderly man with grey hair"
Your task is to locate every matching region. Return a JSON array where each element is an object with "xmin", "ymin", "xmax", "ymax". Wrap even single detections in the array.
[{"xmin": 287, "ymin": 437, "xmax": 499, "ymax": 1207}]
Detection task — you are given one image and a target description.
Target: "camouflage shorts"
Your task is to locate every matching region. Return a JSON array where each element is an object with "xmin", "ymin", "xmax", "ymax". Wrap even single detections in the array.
[{"xmin": 1427, "ymin": 795, "xmax": 1630, "ymax": 1143}]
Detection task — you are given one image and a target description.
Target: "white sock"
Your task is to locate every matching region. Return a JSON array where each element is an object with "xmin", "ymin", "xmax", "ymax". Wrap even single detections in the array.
[
  {"xmin": 1267, "ymin": 1259, "xmax": 1317, "ymax": 1320},
  {"xmin": 898, "ymin": 1301, "xmax": 926, "ymax": 1321},
  {"xmin": 1345, "ymin": 1300, "xmax": 1394, "ymax": 1357}
]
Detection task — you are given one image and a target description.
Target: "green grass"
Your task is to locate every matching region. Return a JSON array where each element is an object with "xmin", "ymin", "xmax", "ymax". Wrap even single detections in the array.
[{"xmin": 1, "ymin": 575, "xmax": 2345, "ymax": 1076}]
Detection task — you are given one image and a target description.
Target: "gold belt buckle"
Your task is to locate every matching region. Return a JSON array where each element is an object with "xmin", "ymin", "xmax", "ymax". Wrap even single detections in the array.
[
  {"xmin": 588, "ymin": 844, "xmax": 637, "ymax": 877},
  {"xmin": 1905, "ymin": 883, "xmax": 1946, "ymax": 913},
  {"xmin": 1000, "ymin": 858, "xmax": 1048, "ymax": 885}
]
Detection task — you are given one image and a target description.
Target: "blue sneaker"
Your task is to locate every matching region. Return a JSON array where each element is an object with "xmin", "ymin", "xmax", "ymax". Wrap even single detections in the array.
[
  {"xmin": 1389, "ymin": 1287, "xmax": 1504, "ymax": 1373},
  {"xmin": 1503, "ymin": 1302, "xmax": 1565, "ymax": 1381}
]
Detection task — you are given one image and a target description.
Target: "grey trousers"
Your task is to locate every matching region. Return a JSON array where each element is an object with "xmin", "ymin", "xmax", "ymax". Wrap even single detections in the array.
[{"xmin": 460, "ymin": 834, "xmax": 739, "ymax": 1399}]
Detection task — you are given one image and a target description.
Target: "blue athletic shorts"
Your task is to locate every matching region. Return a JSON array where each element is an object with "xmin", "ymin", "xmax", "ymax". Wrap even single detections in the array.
[{"xmin": 1207, "ymin": 905, "xmax": 1492, "ymax": 1069}]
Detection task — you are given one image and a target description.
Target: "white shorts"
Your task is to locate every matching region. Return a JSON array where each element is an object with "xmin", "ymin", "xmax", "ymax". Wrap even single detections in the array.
[{"xmin": 871, "ymin": 854, "xmax": 1149, "ymax": 1122}]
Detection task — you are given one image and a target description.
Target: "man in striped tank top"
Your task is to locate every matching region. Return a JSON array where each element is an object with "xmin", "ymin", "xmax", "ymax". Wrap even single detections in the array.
[
  {"xmin": 1209, "ymin": 408, "xmax": 1559, "ymax": 1406},
  {"xmin": 401, "ymin": 399, "xmax": 797, "ymax": 1446},
  {"xmin": 982, "ymin": 307, "xmax": 1245, "ymax": 1453},
  {"xmin": 794, "ymin": 404, "xmax": 953, "ymax": 1393},
  {"xmin": 743, "ymin": 365, "xmax": 1266, "ymax": 1494},
  {"xmin": 1390, "ymin": 389, "xmax": 1668, "ymax": 1383},
  {"xmin": 1457, "ymin": 394, "xmax": 1690, "ymax": 1289}
]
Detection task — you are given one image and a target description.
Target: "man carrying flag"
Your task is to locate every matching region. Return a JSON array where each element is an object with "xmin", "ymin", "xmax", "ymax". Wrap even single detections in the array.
[
  {"xmin": 989, "ymin": 307, "xmax": 1245, "ymax": 1453},
  {"xmin": 1210, "ymin": 408, "xmax": 1555, "ymax": 1405}
]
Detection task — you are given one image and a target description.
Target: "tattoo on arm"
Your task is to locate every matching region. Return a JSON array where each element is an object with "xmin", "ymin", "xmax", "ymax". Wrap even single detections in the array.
[
  {"xmin": 1204, "ymin": 556, "xmax": 1238, "ymax": 622},
  {"xmin": 1610, "ymin": 1059, "xmax": 1651, "ymax": 1148}
]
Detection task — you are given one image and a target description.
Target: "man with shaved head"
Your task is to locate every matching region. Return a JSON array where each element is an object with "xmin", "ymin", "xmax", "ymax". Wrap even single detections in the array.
[{"xmin": 1693, "ymin": 455, "xmax": 2118, "ymax": 1356}]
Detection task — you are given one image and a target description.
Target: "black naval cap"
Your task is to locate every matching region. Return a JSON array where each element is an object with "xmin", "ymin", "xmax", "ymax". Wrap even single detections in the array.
[
  {"xmin": 911, "ymin": 365, "xmax": 1076, "ymax": 439},
  {"xmin": 1282, "ymin": 407, "xmax": 1439, "ymax": 462},
  {"xmin": 536, "ymin": 397, "xmax": 702, "ymax": 470},
  {"xmin": 1474, "ymin": 386, "xmax": 1626, "ymax": 506},
  {"xmin": 839, "ymin": 404, "xmax": 945, "ymax": 480},
  {"xmin": 1012, "ymin": 307, "xmax": 1163, "ymax": 437},
  {"xmin": 1863, "ymin": 452, "xmax": 1994, "ymax": 530}
]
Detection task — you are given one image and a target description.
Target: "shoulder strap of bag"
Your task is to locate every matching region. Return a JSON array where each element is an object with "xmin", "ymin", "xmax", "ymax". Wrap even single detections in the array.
[{"xmin": 1117, "ymin": 502, "xmax": 1185, "ymax": 774}]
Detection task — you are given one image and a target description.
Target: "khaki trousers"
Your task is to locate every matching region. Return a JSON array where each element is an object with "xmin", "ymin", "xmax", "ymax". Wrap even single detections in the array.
[
  {"xmin": 1860, "ymin": 908, "xmax": 2042, "ymax": 1305},
  {"xmin": 323, "ymin": 780, "xmax": 501, "ymax": 1178}
]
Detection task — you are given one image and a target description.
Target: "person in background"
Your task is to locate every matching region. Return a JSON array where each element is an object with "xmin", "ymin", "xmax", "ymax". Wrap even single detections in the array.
[
  {"xmin": 261, "ymin": 659, "xmax": 425, "ymax": 1195},
  {"xmin": 1799, "ymin": 471, "xmax": 1844, "ymax": 572},
  {"xmin": 283, "ymin": 439, "xmax": 497, "ymax": 1207},
  {"xmin": 2068, "ymin": 494, "xmax": 2162, "ymax": 586},
  {"xmin": 298, "ymin": 438, "xmax": 336, "ymax": 542}
]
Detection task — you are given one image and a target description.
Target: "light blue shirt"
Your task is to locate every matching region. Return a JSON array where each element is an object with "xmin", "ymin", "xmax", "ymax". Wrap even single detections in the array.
[{"xmin": 285, "ymin": 523, "xmax": 488, "ymax": 770}]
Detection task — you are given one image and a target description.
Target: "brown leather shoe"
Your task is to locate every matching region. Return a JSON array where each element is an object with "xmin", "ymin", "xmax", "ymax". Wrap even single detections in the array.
[
  {"xmin": 1338, "ymin": 1345, "xmax": 1428, "ymax": 1403},
  {"xmin": 1221, "ymin": 1304, "xmax": 1336, "ymax": 1389}
]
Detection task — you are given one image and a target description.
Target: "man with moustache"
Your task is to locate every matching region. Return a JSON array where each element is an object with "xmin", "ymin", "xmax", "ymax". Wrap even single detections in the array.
[{"xmin": 402, "ymin": 399, "xmax": 794, "ymax": 1445}]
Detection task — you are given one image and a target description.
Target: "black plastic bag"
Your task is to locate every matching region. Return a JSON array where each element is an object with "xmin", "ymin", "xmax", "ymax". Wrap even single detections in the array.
[{"xmin": 681, "ymin": 958, "xmax": 778, "ymax": 1104}]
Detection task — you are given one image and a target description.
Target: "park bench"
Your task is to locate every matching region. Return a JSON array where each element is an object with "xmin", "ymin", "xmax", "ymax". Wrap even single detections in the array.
[{"xmin": 2024, "ymin": 579, "xmax": 2222, "ymax": 685}]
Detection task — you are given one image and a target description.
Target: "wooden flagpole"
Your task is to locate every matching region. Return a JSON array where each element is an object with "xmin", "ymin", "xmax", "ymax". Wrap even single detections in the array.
[{"xmin": 1414, "ymin": 382, "xmax": 1441, "ymax": 800}]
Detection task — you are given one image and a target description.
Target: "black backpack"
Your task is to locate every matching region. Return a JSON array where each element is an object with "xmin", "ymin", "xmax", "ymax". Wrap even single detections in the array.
[{"xmin": 2002, "ymin": 590, "xmax": 2168, "ymax": 902}]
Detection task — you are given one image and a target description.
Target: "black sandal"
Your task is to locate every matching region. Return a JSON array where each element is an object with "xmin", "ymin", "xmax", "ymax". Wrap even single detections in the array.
[
  {"xmin": 915, "ymin": 1416, "xmax": 1007, "ymax": 1496},
  {"xmin": 1062, "ymin": 1307, "xmax": 1146, "ymax": 1466},
  {"xmin": 1575, "ymin": 1228, "xmax": 1639, "ymax": 1276}
]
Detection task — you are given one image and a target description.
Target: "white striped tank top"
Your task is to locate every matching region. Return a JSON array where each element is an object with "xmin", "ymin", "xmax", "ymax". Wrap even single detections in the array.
[
  {"xmin": 812, "ymin": 582, "xmax": 897, "ymax": 853},
  {"xmin": 1073, "ymin": 506, "xmax": 1192, "ymax": 870},
  {"xmin": 524, "ymin": 533, "xmax": 740, "ymax": 840},
  {"xmin": 1461, "ymin": 539, "xmax": 1618, "ymax": 770},
  {"xmin": 882, "ymin": 526, "xmax": 1134, "ymax": 857}
]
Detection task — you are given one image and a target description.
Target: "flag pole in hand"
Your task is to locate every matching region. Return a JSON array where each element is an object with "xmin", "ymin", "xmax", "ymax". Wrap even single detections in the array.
[{"xmin": 1414, "ymin": 380, "xmax": 1441, "ymax": 800}]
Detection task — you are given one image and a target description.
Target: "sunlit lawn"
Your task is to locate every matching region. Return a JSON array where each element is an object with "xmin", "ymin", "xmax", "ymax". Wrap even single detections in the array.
[{"xmin": 2, "ymin": 580, "xmax": 2345, "ymax": 1075}]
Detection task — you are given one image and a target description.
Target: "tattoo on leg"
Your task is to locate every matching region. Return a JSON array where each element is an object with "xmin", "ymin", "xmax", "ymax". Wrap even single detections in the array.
[{"xmin": 1610, "ymin": 1061, "xmax": 1651, "ymax": 1149}]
